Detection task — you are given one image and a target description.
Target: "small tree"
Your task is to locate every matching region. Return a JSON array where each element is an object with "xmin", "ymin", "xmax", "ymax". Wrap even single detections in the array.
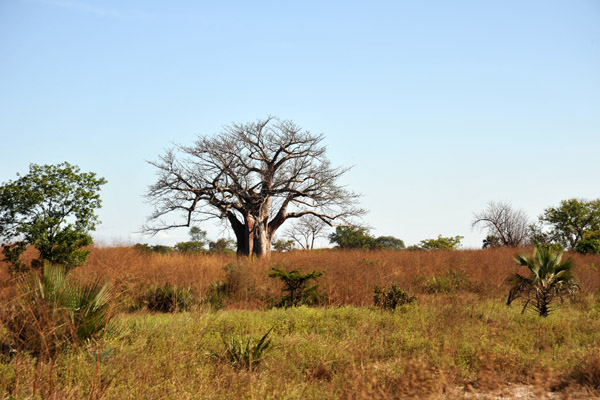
[
  {"xmin": 268, "ymin": 267, "xmax": 325, "ymax": 307},
  {"xmin": 174, "ymin": 226, "xmax": 207, "ymax": 254},
  {"xmin": 0, "ymin": 163, "xmax": 106, "ymax": 273},
  {"xmin": 419, "ymin": 235, "xmax": 463, "ymax": 250},
  {"xmin": 507, "ymin": 245, "xmax": 579, "ymax": 317}
]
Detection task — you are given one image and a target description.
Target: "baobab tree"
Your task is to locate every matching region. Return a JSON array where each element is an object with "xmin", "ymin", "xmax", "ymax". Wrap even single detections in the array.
[
  {"xmin": 144, "ymin": 117, "xmax": 362, "ymax": 258},
  {"xmin": 472, "ymin": 201, "xmax": 531, "ymax": 247}
]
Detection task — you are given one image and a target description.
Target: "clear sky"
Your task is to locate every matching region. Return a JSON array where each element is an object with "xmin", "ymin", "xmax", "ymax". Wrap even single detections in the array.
[{"xmin": 1, "ymin": 0, "xmax": 599, "ymax": 248}]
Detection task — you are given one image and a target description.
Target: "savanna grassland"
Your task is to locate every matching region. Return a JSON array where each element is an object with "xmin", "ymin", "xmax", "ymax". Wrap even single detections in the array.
[{"xmin": 2, "ymin": 247, "xmax": 600, "ymax": 399}]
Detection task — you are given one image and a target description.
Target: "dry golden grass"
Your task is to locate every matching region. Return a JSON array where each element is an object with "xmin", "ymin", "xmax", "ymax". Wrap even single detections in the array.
[{"xmin": 2, "ymin": 246, "xmax": 599, "ymax": 308}]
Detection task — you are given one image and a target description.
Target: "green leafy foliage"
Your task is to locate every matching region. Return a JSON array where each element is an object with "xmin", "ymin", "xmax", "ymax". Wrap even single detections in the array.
[
  {"xmin": 133, "ymin": 243, "xmax": 174, "ymax": 255},
  {"xmin": 328, "ymin": 226, "xmax": 404, "ymax": 250},
  {"xmin": 174, "ymin": 226, "xmax": 207, "ymax": 254},
  {"xmin": 219, "ymin": 327, "xmax": 273, "ymax": 370},
  {"xmin": 272, "ymin": 238, "xmax": 295, "ymax": 252},
  {"xmin": 374, "ymin": 236, "xmax": 405, "ymax": 250},
  {"xmin": 0, "ymin": 264, "xmax": 113, "ymax": 358},
  {"xmin": 421, "ymin": 269, "xmax": 475, "ymax": 293},
  {"xmin": 540, "ymin": 198, "xmax": 600, "ymax": 248},
  {"xmin": 328, "ymin": 226, "xmax": 377, "ymax": 249},
  {"xmin": 419, "ymin": 235, "xmax": 463, "ymax": 250},
  {"xmin": 574, "ymin": 231, "xmax": 600, "ymax": 254},
  {"xmin": 482, "ymin": 235, "xmax": 501, "ymax": 249},
  {"xmin": 507, "ymin": 245, "xmax": 580, "ymax": 317},
  {"xmin": 0, "ymin": 163, "xmax": 106, "ymax": 273},
  {"xmin": 209, "ymin": 238, "xmax": 236, "ymax": 254},
  {"xmin": 135, "ymin": 284, "xmax": 195, "ymax": 312},
  {"xmin": 373, "ymin": 283, "xmax": 416, "ymax": 309},
  {"xmin": 268, "ymin": 267, "xmax": 325, "ymax": 307}
]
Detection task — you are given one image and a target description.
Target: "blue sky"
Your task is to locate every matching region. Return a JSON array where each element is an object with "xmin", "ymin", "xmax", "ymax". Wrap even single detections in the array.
[{"xmin": 1, "ymin": 0, "xmax": 599, "ymax": 248}]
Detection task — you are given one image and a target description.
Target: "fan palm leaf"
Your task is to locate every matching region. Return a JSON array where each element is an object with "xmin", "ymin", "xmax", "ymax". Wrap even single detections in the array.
[{"xmin": 507, "ymin": 245, "xmax": 579, "ymax": 317}]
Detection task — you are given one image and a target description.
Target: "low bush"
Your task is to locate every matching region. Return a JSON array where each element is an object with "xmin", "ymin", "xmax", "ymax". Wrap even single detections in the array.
[
  {"xmin": 421, "ymin": 269, "xmax": 475, "ymax": 293},
  {"xmin": 135, "ymin": 284, "xmax": 194, "ymax": 312},
  {"xmin": 373, "ymin": 283, "xmax": 416, "ymax": 309}
]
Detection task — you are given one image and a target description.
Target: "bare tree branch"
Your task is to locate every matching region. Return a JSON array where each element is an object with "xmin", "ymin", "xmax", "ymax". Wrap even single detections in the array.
[
  {"xmin": 144, "ymin": 117, "xmax": 364, "ymax": 257},
  {"xmin": 472, "ymin": 201, "xmax": 531, "ymax": 248}
]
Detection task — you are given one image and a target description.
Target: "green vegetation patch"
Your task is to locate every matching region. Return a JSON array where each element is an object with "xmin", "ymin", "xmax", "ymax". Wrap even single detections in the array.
[{"xmin": 2, "ymin": 300, "xmax": 600, "ymax": 399}]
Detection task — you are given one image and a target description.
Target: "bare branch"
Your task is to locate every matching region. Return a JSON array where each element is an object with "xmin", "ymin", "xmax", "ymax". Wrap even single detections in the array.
[{"xmin": 144, "ymin": 117, "xmax": 363, "ymax": 257}]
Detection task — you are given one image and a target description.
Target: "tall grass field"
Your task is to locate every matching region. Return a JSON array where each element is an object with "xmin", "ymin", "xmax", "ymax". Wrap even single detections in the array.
[{"xmin": 1, "ymin": 246, "xmax": 600, "ymax": 399}]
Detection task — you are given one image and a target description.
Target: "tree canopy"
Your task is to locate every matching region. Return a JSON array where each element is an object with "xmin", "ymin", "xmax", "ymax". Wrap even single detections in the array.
[
  {"xmin": 418, "ymin": 235, "xmax": 463, "ymax": 251},
  {"xmin": 145, "ymin": 117, "xmax": 362, "ymax": 258},
  {"xmin": 539, "ymin": 198, "xmax": 600, "ymax": 249},
  {"xmin": 0, "ymin": 162, "xmax": 106, "ymax": 272},
  {"xmin": 328, "ymin": 226, "xmax": 404, "ymax": 250}
]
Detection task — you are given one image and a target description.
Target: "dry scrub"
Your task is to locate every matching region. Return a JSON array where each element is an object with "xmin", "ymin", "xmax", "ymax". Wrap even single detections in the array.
[
  {"xmin": 3, "ymin": 246, "xmax": 596, "ymax": 308},
  {"xmin": 1, "ymin": 247, "xmax": 600, "ymax": 399}
]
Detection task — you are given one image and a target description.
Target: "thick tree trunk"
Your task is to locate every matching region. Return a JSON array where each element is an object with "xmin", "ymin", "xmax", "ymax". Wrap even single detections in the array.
[{"xmin": 227, "ymin": 212, "xmax": 275, "ymax": 258}]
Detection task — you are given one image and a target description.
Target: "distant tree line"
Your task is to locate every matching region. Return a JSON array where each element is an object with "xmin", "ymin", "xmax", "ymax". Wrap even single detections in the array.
[
  {"xmin": 473, "ymin": 199, "xmax": 600, "ymax": 253},
  {"xmin": 135, "ymin": 226, "xmax": 237, "ymax": 255}
]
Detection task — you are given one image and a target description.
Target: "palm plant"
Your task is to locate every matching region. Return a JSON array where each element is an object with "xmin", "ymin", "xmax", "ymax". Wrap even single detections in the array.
[
  {"xmin": 1, "ymin": 264, "xmax": 113, "ymax": 358},
  {"xmin": 506, "ymin": 245, "xmax": 579, "ymax": 317}
]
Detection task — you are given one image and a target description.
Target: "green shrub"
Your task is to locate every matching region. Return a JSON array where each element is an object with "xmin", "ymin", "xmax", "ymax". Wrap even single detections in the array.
[
  {"xmin": 422, "ymin": 269, "xmax": 473, "ymax": 293},
  {"xmin": 419, "ymin": 235, "xmax": 463, "ymax": 250},
  {"xmin": 137, "ymin": 284, "xmax": 194, "ymax": 312},
  {"xmin": 133, "ymin": 243, "xmax": 174, "ymax": 255},
  {"xmin": 373, "ymin": 283, "xmax": 416, "ymax": 309},
  {"xmin": 268, "ymin": 267, "xmax": 325, "ymax": 308},
  {"xmin": 575, "ymin": 239, "xmax": 600, "ymax": 254}
]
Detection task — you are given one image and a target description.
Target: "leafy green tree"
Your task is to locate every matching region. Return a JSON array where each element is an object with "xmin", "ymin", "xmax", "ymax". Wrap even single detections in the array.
[
  {"xmin": 374, "ymin": 236, "xmax": 405, "ymax": 250},
  {"xmin": 419, "ymin": 235, "xmax": 463, "ymax": 250},
  {"xmin": 272, "ymin": 238, "xmax": 295, "ymax": 252},
  {"xmin": 540, "ymin": 198, "xmax": 600, "ymax": 248},
  {"xmin": 209, "ymin": 238, "xmax": 237, "ymax": 254},
  {"xmin": 0, "ymin": 163, "xmax": 106, "ymax": 273},
  {"xmin": 328, "ymin": 226, "xmax": 377, "ymax": 249},
  {"xmin": 507, "ymin": 245, "xmax": 579, "ymax": 317},
  {"xmin": 174, "ymin": 226, "xmax": 207, "ymax": 254}
]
